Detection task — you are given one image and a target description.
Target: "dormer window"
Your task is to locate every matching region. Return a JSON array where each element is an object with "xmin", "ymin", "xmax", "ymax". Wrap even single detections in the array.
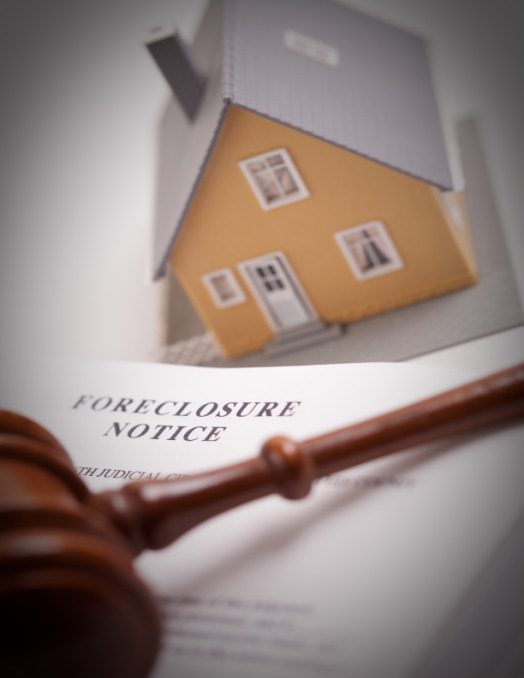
[
  {"xmin": 239, "ymin": 149, "xmax": 309, "ymax": 210},
  {"xmin": 284, "ymin": 30, "xmax": 339, "ymax": 68},
  {"xmin": 335, "ymin": 221, "xmax": 403, "ymax": 280}
]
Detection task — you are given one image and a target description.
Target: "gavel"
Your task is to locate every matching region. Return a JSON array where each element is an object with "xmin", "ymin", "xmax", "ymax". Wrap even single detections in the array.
[{"xmin": 1, "ymin": 363, "xmax": 524, "ymax": 678}]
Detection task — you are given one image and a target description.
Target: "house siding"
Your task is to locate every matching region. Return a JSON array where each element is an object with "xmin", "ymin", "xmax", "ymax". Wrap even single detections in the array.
[{"xmin": 170, "ymin": 106, "xmax": 476, "ymax": 358}]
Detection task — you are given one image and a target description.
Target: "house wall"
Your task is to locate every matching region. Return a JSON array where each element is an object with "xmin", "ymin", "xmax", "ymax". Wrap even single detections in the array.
[{"xmin": 170, "ymin": 105, "xmax": 477, "ymax": 358}]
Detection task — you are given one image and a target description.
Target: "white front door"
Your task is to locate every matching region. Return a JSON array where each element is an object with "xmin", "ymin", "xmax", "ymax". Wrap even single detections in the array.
[{"xmin": 239, "ymin": 252, "xmax": 317, "ymax": 331}]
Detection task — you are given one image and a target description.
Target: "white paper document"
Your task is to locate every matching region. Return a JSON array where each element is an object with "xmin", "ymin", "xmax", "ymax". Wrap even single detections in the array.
[{"xmin": 2, "ymin": 360, "xmax": 523, "ymax": 678}]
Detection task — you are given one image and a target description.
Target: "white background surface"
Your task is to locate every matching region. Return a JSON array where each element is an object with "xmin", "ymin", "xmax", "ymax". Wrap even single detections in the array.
[{"xmin": 0, "ymin": 0, "xmax": 523, "ymax": 368}]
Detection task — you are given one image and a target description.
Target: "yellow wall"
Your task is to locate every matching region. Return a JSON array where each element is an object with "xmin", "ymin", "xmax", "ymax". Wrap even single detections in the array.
[{"xmin": 171, "ymin": 105, "xmax": 477, "ymax": 358}]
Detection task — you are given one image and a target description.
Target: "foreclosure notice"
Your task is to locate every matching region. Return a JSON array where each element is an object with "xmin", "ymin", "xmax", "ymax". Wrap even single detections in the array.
[{"xmin": 3, "ymin": 359, "xmax": 524, "ymax": 678}]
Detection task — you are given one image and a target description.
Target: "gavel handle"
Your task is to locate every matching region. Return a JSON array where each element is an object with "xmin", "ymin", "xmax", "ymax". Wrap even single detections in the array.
[{"xmin": 92, "ymin": 363, "xmax": 524, "ymax": 554}]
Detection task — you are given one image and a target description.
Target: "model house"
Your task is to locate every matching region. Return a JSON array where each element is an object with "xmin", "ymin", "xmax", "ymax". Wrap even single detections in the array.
[{"xmin": 147, "ymin": 0, "xmax": 477, "ymax": 359}]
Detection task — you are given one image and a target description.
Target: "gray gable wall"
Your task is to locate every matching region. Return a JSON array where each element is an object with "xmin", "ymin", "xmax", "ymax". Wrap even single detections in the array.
[{"xmin": 153, "ymin": 0, "xmax": 452, "ymax": 279}]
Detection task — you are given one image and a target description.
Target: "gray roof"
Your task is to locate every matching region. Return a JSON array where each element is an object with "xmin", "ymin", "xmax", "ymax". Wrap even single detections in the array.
[{"xmin": 152, "ymin": 0, "xmax": 453, "ymax": 279}]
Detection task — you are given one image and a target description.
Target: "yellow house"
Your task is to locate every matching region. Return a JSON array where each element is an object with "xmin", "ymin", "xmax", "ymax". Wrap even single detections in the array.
[{"xmin": 148, "ymin": 0, "xmax": 477, "ymax": 359}]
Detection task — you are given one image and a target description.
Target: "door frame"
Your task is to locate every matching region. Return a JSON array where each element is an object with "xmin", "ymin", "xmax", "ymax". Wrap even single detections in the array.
[{"xmin": 237, "ymin": 251, "xmax": 318, "ymax": 332}]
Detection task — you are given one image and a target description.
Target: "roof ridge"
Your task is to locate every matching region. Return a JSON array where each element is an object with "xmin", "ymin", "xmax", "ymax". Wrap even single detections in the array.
[{"xmin": 221, "ymin": 0, "xmax": 235, "ymax": 101}]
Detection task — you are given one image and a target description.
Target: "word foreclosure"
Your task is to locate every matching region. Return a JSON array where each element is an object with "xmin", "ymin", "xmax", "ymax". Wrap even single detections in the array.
[{"xmin": 72, "ymin": 394, "xmax": 302, "ymax": 443}]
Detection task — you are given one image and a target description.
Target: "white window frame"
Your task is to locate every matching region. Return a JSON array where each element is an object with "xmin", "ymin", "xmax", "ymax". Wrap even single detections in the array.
[
  {"xmin": 334, "ymin": 220, "xmax": 404, "ymax": 280},
  {"xmin": 239, "ymin": 148, "xmax": 310, "ymax": 210},
  {"xmin": 202, "ymin": 268, "xmax": 246, "ymax": 309}
]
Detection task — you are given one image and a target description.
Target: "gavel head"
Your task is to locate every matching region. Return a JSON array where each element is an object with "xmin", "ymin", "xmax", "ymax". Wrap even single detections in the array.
[{"xmin": 0, "ymin": 410, "xmax": 161, "ymax": 678}]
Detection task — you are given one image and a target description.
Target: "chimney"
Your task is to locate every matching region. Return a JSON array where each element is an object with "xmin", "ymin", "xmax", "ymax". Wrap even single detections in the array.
[{"xmin": 146, "ymin": 27, "xmax": 207, "ymax": 121}]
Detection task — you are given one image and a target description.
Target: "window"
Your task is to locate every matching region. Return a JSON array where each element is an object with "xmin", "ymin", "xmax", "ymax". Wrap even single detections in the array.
[
  {"xmin": 334, "ymin": 221, "xmax": 403, "ymax": 280},
  {"xmin": 202, "ymin": 268, "xmax": 246, "ymax": 308},
  {"xmin": 239, "ymin": 148, "xmax": 309, "ymax": 210}
]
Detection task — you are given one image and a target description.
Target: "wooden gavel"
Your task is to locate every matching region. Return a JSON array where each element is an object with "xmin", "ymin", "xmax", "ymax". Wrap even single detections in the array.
[{"xmin": 1, "ymin": 363, "xmax": 524, "ymax": 678}]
